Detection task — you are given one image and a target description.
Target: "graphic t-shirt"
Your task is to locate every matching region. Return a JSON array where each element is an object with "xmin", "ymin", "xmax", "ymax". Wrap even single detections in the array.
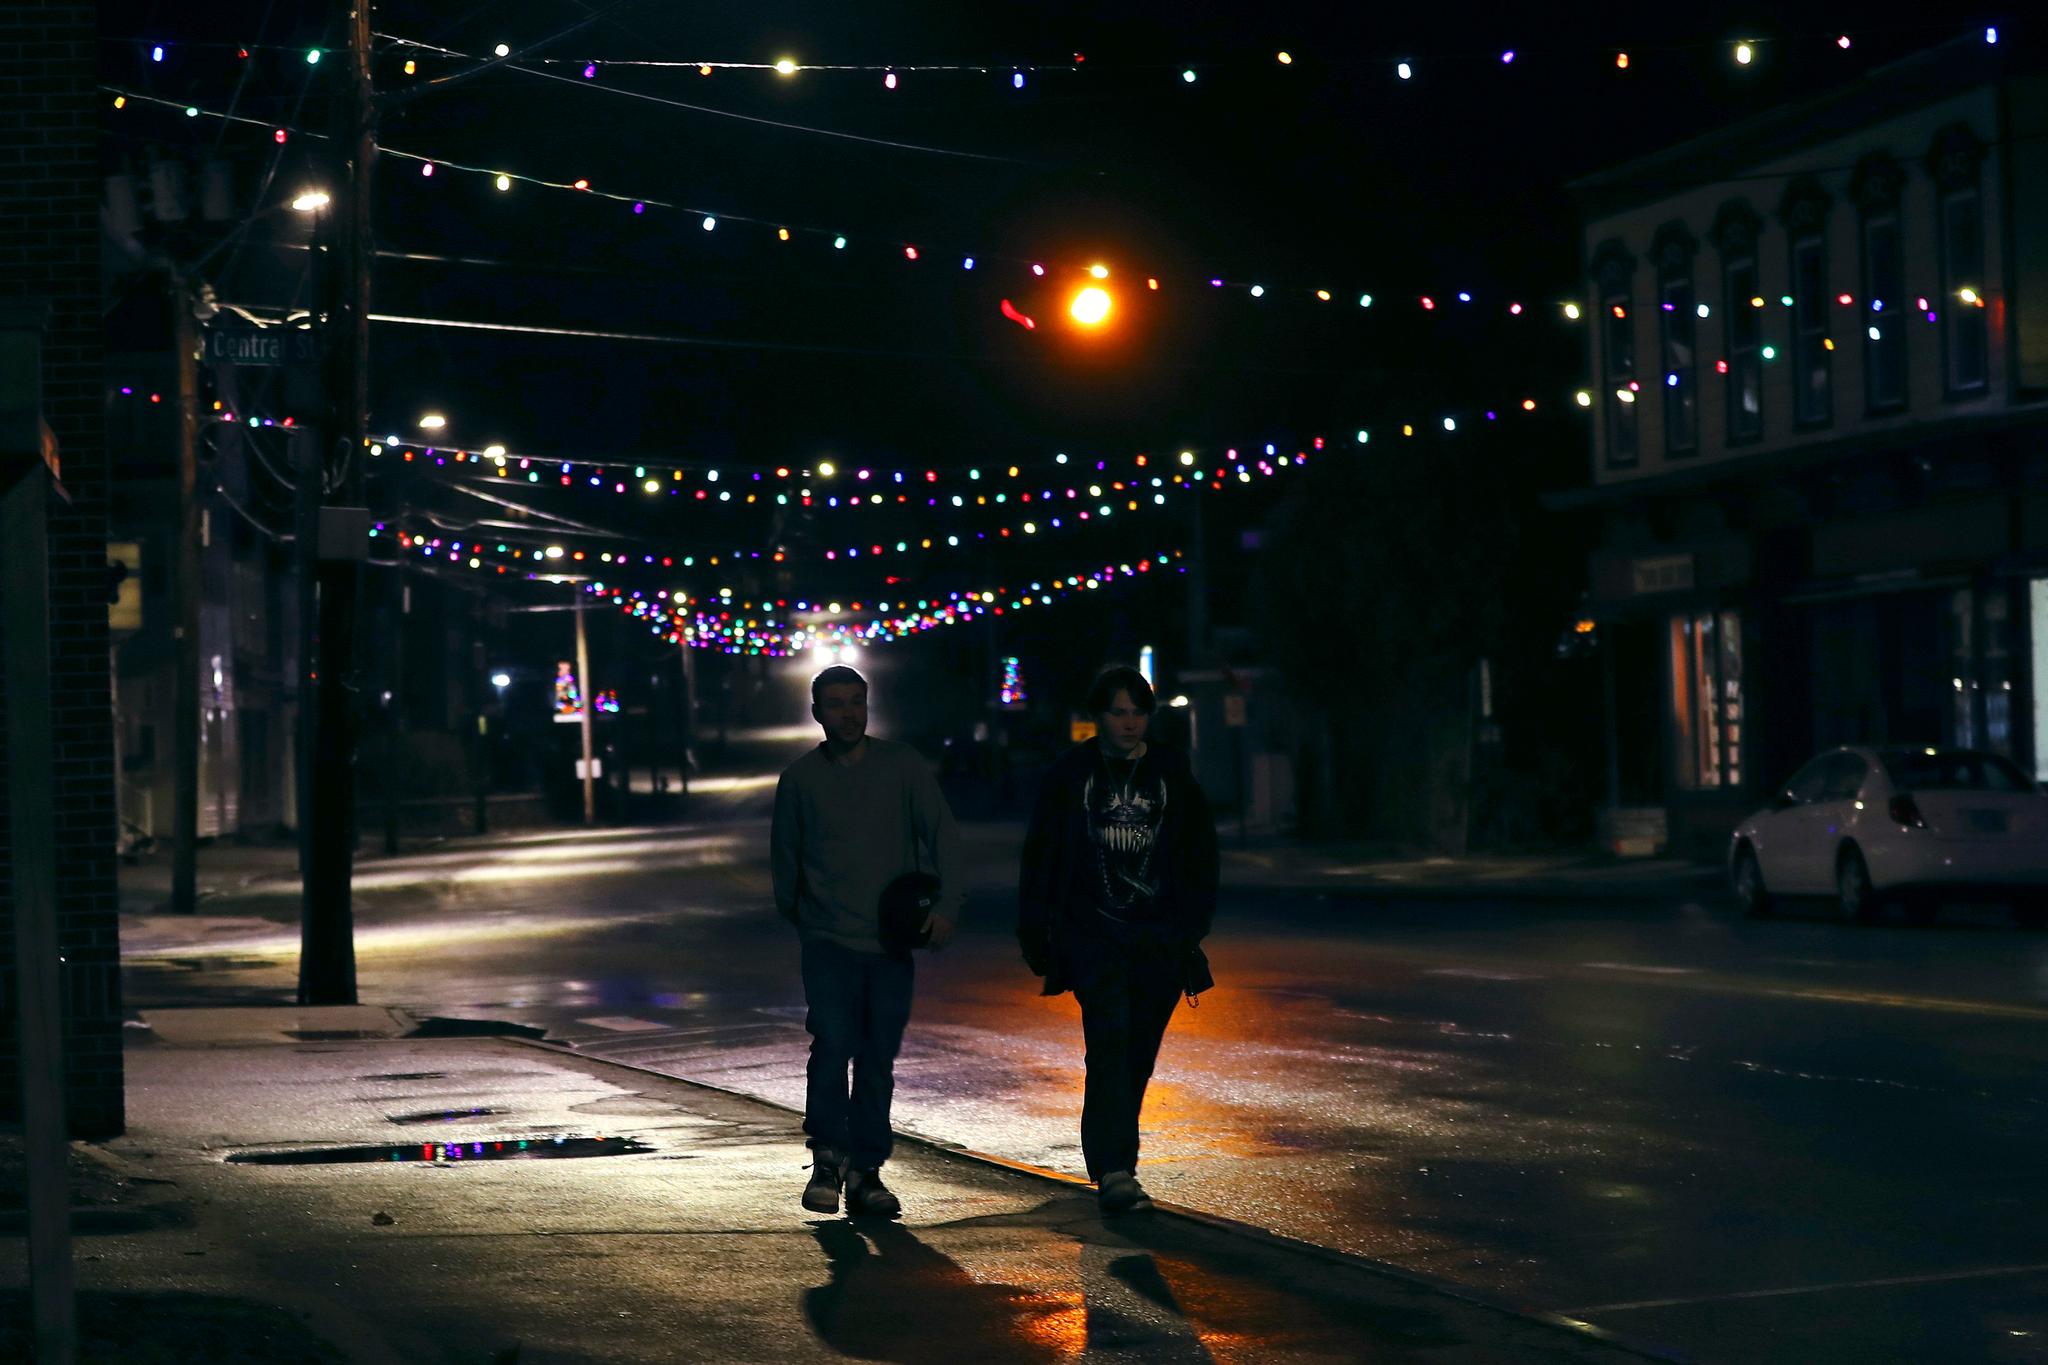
[{"xmin": 1085, "ymin": 751, "xmax": 1167, "ymax": 921}]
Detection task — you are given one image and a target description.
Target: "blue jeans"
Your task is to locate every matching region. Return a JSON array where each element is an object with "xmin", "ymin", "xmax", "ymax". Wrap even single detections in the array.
[{"xmin": 800, "ymin": 936, "xmax": 915, "ymax": 1170}]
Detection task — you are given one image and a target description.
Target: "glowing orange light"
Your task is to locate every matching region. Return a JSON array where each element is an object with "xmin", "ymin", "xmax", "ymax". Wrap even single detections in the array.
[{"xmin": 1069, "ymin": 286, "xmax": 1112, "ymax": 325}]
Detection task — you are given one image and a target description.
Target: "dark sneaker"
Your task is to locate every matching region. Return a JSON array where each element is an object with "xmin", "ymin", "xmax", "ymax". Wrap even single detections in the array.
[
  {"xmin": 844, "ymin": 1167, "xmax": 902, "ymax": 1219},
  {"xmin": 1097, "ymin": 1170, "xmax": 1154, "ymax": 1216},
  {"xmin": 802, "ymin": 1148, "xmax": 846, "ymax": 1214}
]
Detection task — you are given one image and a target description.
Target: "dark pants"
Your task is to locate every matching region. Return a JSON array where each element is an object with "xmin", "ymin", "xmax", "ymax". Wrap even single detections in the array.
[
  {"xmin": 1068, "ymin": 917, "xmax": 1183, "ymax": 1182},
  {"xmin": 800, "ymin": 936, "xmax": 915, "ymax": 1170}
]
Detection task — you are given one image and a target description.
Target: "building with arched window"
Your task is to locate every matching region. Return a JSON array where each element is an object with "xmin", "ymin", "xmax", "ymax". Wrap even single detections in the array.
[{"xmin": 1558, "ymin": 38, "xmax": 2048, "ymax": 858}]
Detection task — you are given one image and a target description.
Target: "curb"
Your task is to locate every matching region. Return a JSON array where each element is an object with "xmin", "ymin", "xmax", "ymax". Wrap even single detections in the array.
[
  {"xmin": 6, "ymin": 1140, "xmax": 197, "ymax": 1237},
  {"xmin": 510, "ymin": 1035, "xmax": 1692, "ymax": 1364}
]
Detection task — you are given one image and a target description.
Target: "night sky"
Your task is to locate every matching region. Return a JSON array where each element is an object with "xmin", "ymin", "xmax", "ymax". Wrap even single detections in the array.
[{"xmin": 98, "ymin": 1, "xmax": 2009, "ymax": 696}]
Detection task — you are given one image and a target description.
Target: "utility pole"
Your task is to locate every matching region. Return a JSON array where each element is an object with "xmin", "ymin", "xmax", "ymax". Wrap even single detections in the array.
[
  {"xmin": 472, "ymin": 596, "xmax": 489, "ymax": 835},
  {"xmin": 169, "ymin": 278, "xmax": 202, "ymax": 913},
  {"xmin": 575, "ymin": 589, "xmax": 596, "ymax": 825},
  {"xmin": 676, "ymin": 630, "xmax": 695, "ymax": 804},
  {"xmin": 5, "ymin": 421, "xmax": 77, "ymax": 1365},
  {"xmin": 299, "ymin": 0, "xmax": 373, "ymax": 1005},
  {"xmin": 1185, "ymin": 487, "xmax": 1210, "ymax": 668},
  {"xmin": 382, "ymin": 581, "xmax": 406, "ymax": 855}
]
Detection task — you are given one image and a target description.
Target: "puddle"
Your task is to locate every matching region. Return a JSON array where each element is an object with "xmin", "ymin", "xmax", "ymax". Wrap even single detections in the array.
[
  {"xmin": 405, "ymin": 1017, "xmax": 548, "ymax": 1040},
  {"xmin": 386, "ymin": 1107, "xmax": 509, "ymax": 1126},
  {"xmin": 225, "ymin": 1135, "xmax": 653, "ymax": 1165},
  {"xmin": 359, "ymin": 1072, "xmax": 447, "ymax": 1082}
]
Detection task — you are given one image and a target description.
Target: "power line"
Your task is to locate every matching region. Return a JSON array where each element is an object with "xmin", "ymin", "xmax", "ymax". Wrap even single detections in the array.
[{"xmin": 376, "ymin": 31, "xmax": 1060, "ymax": 166}]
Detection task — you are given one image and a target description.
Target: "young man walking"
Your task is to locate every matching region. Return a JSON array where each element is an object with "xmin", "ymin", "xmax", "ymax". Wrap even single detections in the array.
[
  {"xmin": 1017, "ymin": 665, "xmax": 1219, "ymax": 1215},
  {"xmin": 772, "ymin": 665, "xmax": 961, "ymax": 1218}
]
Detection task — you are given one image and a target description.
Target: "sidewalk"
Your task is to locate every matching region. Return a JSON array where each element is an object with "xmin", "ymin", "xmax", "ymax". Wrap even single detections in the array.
[{"xmin": 3, "ymin": 1007, "xmax": 1680, "ymax": 1364}]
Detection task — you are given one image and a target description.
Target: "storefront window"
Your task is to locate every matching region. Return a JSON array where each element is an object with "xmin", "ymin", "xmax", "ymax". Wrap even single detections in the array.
[
  {"xmin": 1949, "ymin": 585, "xmax": 2013, "ymax": 754},
  {"xmin": 1985, "ymin": 586, "xmax": 2011, "ymax": 755},
  {"xmin": 1670, "ymin": 610, "xmax": 1743, "ymax": 789},
  {"xmin": 1951, "ymin": 587, "xmax": 1975, "ymax": 748}
]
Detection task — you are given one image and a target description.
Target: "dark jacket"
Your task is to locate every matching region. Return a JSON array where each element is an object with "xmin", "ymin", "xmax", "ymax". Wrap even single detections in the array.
[{"xmin": 1016, "ymin": 742, "xmax": 1219, "ymax": 997}]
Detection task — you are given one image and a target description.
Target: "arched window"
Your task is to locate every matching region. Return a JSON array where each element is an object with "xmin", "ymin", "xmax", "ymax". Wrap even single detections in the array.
[
  {"xmin": 1851, "ymin": 152, "xmax": 1907, "ymax": 413},
  {"xmin": 1591, "ymin": 238, "xmax": 1638, "ymax": 468},
  {"xmin": 1711, "ymin": 200, "xmax": 1765, "ymax": 445},
  {"xmin": 1652, "ymin": 222, "xmax": 1699, "ymax": 457},
  {"xmin": 1779, "ymin": 177, "xmax": 1833, "ymax": 428},
  {"xmin": 1928, "ymin": 123, "xmax": 1989, "ymax": 397}
]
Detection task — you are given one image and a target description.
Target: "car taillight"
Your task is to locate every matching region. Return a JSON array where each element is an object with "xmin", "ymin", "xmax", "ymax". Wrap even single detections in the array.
[{"xmin": 1888, "ymin": 793, "xmax": 1925, "ymax": 828}]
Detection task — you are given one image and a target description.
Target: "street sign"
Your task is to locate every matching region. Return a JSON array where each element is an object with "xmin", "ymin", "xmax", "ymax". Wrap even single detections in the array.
[
  {"xmin": 206, "ymin": 323, "xmax": 322, "ymax": 367},
  {"xmin": 1069, "ymin": 716, "xmax": 1098, "ymax": 744}
]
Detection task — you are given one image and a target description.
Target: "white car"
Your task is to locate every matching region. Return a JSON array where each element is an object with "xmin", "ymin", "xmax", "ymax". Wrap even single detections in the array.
[{"xmin": 1728, "ymin": 745, "xmax": 2048, "ymax": 926}]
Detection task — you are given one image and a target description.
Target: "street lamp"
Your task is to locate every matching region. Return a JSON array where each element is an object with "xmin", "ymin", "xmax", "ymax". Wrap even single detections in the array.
[
  {"xmin": 290, "ymin": 190, "xmax": 330, "ymax": 212},
  {"xmin": 1069, "ymin": 285, "xmax": 1113, "ymax": 326},
  {"xmin": 490, "ymin": 672, "xmax": 512, "ymax": 690},
  {"xmin": 418, "ymin": 412, "xmax": 446, "ymax": 430}
]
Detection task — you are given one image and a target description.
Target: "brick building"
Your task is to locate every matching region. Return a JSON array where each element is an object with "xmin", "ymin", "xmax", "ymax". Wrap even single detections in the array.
[
  {"xmin": 1561, "ymin": 38, "xmax": 2048, "ymax": 859},
  {"xmin": 1, "ymin": 0, "xmax": 124, "ymax": 1137}
]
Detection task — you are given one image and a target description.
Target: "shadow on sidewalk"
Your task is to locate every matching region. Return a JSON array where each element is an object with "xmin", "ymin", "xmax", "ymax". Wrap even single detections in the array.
[
  {"xmin": 805, "ymin": 1220, "xmax": 1066, "ymax": 1363},
  {"xmin": 0, "ymin": 1289, "xmax": 347, "ymax": 1364},
  {"xmin": 804, "ymin": 1218, "xmax": 1225, "ymax": 1363}
]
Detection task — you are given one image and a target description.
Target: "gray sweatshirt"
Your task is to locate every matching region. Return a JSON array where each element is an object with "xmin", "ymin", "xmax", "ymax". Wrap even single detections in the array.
[{"xmin": 771, "ymin": 737, "xmax": 963, "ymax": 952}]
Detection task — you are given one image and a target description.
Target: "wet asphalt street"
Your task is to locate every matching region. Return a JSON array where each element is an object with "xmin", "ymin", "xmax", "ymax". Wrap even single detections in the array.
[{"xmin": 124, "ymin": 802, "xmax": 2048, "ymax": 1365}]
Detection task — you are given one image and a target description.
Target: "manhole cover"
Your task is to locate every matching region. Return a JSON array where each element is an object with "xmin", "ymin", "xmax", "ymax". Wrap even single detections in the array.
[
  {"xmin": 225, "ymin": 1135, "xmax": 652, "ymax": 1165},
  {"xmin": 386, "ymin": 1107, "xmax": 508, "ymax": 1126}
]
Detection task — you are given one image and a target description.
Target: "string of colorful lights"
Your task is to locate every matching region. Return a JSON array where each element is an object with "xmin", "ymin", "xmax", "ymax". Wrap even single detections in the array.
[
  {"xmin": 111, "ymin": 25, "xmax": 2004, "ymax": 89},
  {"xmin": 382, "ymin": 438, "xmax": 1302, "ymax": 571},
  {"xmin": 134, "ymin": 269, "xmax": 1989, "ymax": 478},
  {"xmin": 105, "ymin": 23, "xmax": 2008, "ymax": 311},
  {"xmin": 373, "ymin": 431, "xmax": 1335, "ymax": 491},
  {"xmin": 101, "ymin": 86, "xmax": 1583, "ymax": 316},
  {"xmin": 573, "ymin": 552, "xmax": 1182, "ymax": 657},
  {"xmin": 112, "ymin": 81, "xmax": 2004, "ymax": 336}
]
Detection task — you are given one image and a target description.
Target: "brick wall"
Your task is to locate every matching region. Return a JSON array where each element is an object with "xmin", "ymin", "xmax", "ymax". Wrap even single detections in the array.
[{"xmin": 0, "ymin": 0, "xmax": 125, "ymax": 1137}]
